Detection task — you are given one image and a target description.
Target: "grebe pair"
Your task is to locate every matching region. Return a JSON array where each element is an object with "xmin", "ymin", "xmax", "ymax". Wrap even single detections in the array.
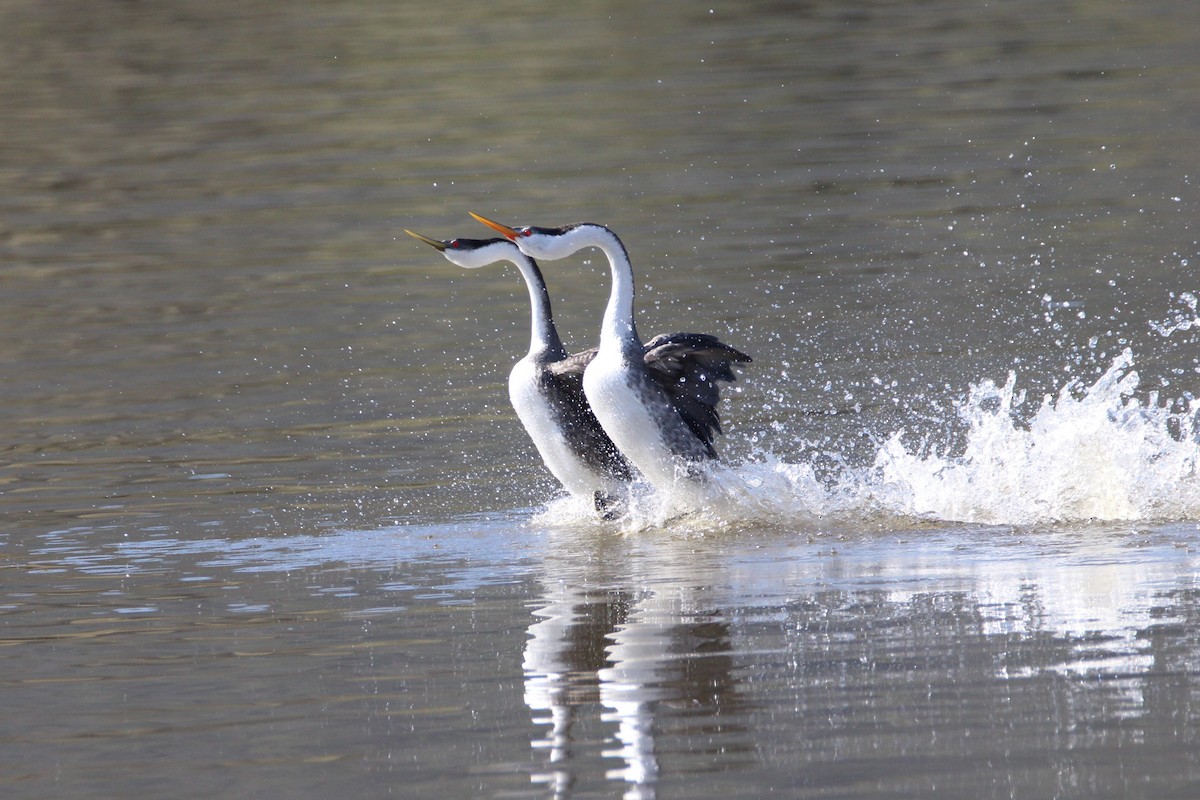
[{"xmin": 405, "ymin": 217, "xmax": 749, "ymax": 512}]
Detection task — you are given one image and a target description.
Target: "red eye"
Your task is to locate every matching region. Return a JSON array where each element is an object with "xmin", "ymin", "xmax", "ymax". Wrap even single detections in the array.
[
  {"xmin": 449, "ymin": 240, "xmax": 461, "ymax": 248},
  {"xmin": 519, "ymin": 228, "xmax": 532, "ymax": 237}
]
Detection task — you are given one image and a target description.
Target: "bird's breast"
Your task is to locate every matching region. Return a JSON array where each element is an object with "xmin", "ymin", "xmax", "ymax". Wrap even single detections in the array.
[
  {"xmin": 509, "ymin": 359, "xmax": 616, "ymax": 497},
  {"xmin": 583, "ymin": 353, "xmax": 694, "ymax": 486}
]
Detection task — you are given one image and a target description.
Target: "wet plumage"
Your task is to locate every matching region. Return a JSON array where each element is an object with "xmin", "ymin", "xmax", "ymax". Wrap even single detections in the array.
[
  {"xmin": 406, "ymin": 229, "xmax": 749, "ymax": 507},
  {"xmin": 468, "ymin": 215, "xmax": 751, "ymax": 489}
]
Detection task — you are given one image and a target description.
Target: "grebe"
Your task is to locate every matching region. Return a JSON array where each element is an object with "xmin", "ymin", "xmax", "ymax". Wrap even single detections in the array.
[
  {"xmin": 469, "ymin": 214, "xmax": 750, "ymax": 489},
  {"xmin": 405, "ymin": 230, "xmax": 630, "ymax": 513}
]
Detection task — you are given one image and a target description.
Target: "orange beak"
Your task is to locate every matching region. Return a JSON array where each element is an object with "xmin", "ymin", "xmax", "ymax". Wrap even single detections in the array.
[{"xmin": 469, "ymin": 212, "xmax": 518, "ymax": 240}]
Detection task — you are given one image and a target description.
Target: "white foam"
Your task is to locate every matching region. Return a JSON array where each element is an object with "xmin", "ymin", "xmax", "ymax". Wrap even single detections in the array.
[
  {"xmin": 533, "ymin": 348, "xmax": 1200, "ymax": 530},
  {"xmin": 870, "ymin": 349, "xmax": 1200, "ymax": 524}
]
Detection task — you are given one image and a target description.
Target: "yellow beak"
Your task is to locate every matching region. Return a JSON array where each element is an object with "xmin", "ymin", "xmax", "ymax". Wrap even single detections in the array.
[{"xmin": 403, "ymin": 229, "xmax": 448, "ymax": 251}]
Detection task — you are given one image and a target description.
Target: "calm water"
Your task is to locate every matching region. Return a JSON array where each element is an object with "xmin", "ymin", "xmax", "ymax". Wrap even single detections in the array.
[{"xmin": 4, "ymin": 0, "xmax": 1200, "ymax": 797}]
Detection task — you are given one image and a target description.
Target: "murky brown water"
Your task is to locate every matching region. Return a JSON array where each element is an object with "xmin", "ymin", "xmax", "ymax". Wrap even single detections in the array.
[{"xmin": 4, "ymin": 1, "xmax": 1200, "ymax": 797}]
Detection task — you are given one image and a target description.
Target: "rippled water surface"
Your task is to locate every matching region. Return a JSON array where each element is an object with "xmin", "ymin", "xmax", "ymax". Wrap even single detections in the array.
[{"xmin": 4, "ymin": 1, "xmax": 1200, "ymax": 797}]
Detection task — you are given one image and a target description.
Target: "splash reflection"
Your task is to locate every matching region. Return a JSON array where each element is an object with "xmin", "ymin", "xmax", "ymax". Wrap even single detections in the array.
[{"xmin": 521, "ymin": 522, "xmax": 1200, "ymax": 796}]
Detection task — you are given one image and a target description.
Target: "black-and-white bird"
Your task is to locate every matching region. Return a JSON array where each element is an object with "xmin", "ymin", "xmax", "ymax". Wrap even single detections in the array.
[
  {"xmin": 405, "ymin": 231, "xmax": 629, "ymax": 513},
  {"xmin": 468, "ymin": 215, "xmax": 751, "ymax": 489}
]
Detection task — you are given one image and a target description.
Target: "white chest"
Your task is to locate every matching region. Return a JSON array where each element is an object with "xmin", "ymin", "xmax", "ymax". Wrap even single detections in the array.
[
  {"xmin": 583, "ymin": 351, "xmax": 686, "ymax": 488},
  {"xmin": 508, "ymin": 358, "xmax": 616, "ymax": 497}
]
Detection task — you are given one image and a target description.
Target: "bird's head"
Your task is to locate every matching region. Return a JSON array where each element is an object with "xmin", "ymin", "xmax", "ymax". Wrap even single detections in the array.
[
  {"xmin": 469, "ymin": 213, "xmax": 588, "ymax": 261},
  {"xmin": 404, "ymin": 229, "xmax": 524, "ymax": 269}
]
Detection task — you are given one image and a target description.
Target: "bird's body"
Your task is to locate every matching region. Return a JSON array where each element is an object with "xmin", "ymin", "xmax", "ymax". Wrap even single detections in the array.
[
  {"xmin": 507, "ymin": 346, "xmax": 632, "ymax": 499},
  {"xmin": 588, "ymin": 347, "xmax": 701, "ymax": 484},
  {"xmin": 470, "ymin": 215, "xmax": 750, "ymax": 490},
  {"xmin": 404, "ymin": 232, "xmax": 629, "ymax": 509},
  {"xmin": 584, "ymin": 334, "xmax": 714, "ymax": 485}
]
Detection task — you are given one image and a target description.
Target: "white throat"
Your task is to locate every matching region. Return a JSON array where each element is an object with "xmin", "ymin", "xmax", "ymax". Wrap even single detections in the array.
[
  {"xmin": 509, "ymin": 255, "xmax": 565, "ymax": 360},
  {"xmin": 558, "ymin": 225, "xmax": 641, "ymax": 356}
]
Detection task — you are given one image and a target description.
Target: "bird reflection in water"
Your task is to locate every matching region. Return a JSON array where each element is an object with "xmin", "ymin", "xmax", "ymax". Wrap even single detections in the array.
[{"xmin": 523, "ymin": 576, "xmax": 746, "ymax": 798}]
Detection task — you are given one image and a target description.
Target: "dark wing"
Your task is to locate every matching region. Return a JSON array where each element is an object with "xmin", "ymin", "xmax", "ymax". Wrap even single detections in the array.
[
  {"xmin": 543, "ymin": 349, "xmax": 631, "ymax": 481},
  {"xmin": 642, "ymin": 332, "xmax": 752, "ymax": 452},
  {"xmin": 544, "ymin": 347, "xmax": 597, "ymax": 382}
]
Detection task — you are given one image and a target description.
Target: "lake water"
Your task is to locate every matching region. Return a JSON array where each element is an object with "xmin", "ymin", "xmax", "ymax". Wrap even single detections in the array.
[{"xmin": 4, "ymin": 0, "xmax": 1200, "ymax": 797}]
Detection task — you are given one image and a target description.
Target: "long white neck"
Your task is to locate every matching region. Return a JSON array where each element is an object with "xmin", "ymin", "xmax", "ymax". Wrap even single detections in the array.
[
  {"xmin": 567, "ymin": 225, "xmax": 641, "ymax": 356},
  {"xmin": 510, "ymin": 256, "xmax": 566, "ymax": 360}
]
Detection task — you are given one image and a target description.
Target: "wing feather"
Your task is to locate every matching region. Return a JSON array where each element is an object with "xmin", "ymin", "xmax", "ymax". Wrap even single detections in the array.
[
  {"xmin": 546, "ymin": 333, "xmax": 749, "ymax": 461},
  {"xmin": 642, "ymin": 332, "xmax": 751, "ymax": 450}
]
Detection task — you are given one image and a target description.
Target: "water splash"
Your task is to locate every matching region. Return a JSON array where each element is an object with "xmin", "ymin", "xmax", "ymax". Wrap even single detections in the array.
[
  {"xmin": 1150, "ymin": 291, "xmax": 1200, "ymax": 337},
  {"xmin": 537, "ymin": 348, "xmax": 1200, "ymax": 530},
  {"xmin": 870, "ymin": 349, "xmax": 1200, "ymax": 524}
]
